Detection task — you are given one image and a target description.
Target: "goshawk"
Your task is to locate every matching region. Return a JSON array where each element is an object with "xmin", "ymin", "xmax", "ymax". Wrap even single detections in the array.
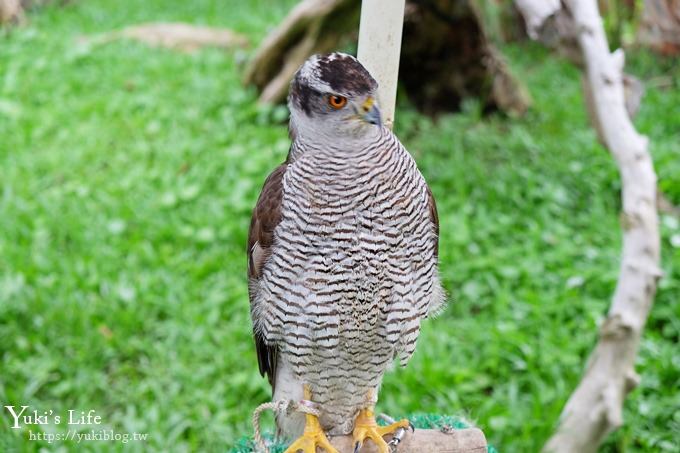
[{"xmin": 248, "ymin": 52, "xmax": 444, "ymax": 452}]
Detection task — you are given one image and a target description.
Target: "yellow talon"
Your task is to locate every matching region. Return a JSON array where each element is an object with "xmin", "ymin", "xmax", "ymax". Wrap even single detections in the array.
[
  {"xmin": 283, "ymin": 386, "xmax": 339, "ymax": 453},
  {"xmin": 352, "ymin": 407, "xmax": 411, "ymax": 453}
]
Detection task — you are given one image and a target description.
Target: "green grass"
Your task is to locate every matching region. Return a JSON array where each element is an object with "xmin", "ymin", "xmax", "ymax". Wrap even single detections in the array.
[{"xmin": 1, "ymin": 1, "xmax": 678, "ymax": 451}]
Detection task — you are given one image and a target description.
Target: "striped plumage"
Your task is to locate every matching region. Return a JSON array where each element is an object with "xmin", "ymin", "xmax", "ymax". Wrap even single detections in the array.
[{"xmin": 248, "ymin": 53, "xmax": 444, "ymax": 439}]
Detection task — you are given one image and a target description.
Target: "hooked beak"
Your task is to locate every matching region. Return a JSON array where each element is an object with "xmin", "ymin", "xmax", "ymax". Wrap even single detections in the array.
[{"xmin": 360, "ymin": 97, "xmax": 382, "ymax": 126}]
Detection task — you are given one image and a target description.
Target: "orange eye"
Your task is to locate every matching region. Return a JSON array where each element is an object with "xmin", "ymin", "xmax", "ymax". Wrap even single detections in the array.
[{"xmin": 328, "ymin": 95, "xmax": 347, "ymax": 109}]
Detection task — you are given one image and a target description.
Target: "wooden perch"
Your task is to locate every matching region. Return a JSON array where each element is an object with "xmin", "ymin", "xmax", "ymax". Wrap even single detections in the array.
[
  {"xmin": 515, "ymin": 1, "xmax": 662, "ymax": 452},
  {"xmin": 328, "ymin": 428, "xmax": 487, "ymax": 453}
]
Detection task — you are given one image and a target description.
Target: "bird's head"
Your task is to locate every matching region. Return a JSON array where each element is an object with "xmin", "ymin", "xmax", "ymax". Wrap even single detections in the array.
[{"xmin": 288, "ymin": 53, "xmax": 382, "ymax": 145}]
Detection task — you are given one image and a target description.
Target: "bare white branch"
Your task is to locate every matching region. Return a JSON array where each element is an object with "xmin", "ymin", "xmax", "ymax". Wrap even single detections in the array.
[
  {"xmin": 515, "ymin": 0, "xmax": 561, "ymax": 38},
  {"xmin": 515, "ymin": 1, "xmax": 662, "ymax": 452}
]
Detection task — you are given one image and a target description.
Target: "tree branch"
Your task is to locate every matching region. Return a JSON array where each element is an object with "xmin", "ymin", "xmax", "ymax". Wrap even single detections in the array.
[{"xmin": 515, "ymin": 1, "xmax": 662, "ymax": 452}]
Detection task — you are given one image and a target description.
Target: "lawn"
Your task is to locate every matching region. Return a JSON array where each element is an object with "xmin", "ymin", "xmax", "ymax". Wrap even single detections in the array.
[{"xmin": 0, "ymin": 0, "xmax": 678, "ymax": 452}]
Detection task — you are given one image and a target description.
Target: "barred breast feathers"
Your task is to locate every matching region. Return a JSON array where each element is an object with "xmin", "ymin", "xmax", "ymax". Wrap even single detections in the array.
[
  {"xmin": 250, "ymin": 125, "xmax": 446, "ymax": 434},
  {"xmin": 255, "ymin": 127, "xmax": 445, "ymax": 362}
]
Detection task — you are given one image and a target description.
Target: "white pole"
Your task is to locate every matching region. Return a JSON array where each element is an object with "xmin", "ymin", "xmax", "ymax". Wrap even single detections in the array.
[{"xmin": 357, "ymin": 0, "xmax": 405, "ymax": 129}]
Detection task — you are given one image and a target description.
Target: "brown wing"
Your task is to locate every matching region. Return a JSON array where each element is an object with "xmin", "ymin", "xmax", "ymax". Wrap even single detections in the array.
[
  {"xmin": 248, "ymin": 163, "xmax": 287, "ymax": 392},
  {"xmin": 426, "ymin": 184, "xmax": 440, "ymax": 257}
]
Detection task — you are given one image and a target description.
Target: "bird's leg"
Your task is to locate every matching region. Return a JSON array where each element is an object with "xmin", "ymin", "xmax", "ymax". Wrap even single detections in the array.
[
  {"xmin": 352, "ymin": 391, "xmax": 412, "ymax": 453},
  {"xmin": 283, "ymin": 385, "xmax": 338, "ymax": 453}
]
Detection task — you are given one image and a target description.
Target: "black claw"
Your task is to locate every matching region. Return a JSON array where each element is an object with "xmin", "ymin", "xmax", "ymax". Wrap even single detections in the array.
[
  {"xmin": 354, "ymin": 441, "xmax": 362, "ymax": 453},
  {"xmin": 408, "ymin": 421, "xmax": 415, "ymax": 433}
]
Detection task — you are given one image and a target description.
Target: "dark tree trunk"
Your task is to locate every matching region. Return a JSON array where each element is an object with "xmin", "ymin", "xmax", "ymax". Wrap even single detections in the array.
[
  {"xmin": 400, "ymin": 0, "xmax": 529, "ymax": 115},
  {"xmin": 243, "ymin": 0, "xmax": 530, "ymax": 116}
]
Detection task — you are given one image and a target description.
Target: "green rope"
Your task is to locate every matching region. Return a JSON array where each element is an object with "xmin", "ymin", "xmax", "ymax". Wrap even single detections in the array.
[{"xmin": 230, "ymin": 413, "xmax": 498, "ymax": 453}]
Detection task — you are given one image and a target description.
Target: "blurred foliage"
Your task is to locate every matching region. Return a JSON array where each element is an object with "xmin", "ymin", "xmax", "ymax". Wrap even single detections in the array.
[
  {"xmin": 598, "ymin": 0, "xmax": 640, "ymax": 48},
  {"xmin": 0, "ymin": 0, "xmax": 678, "ymax": 452}
]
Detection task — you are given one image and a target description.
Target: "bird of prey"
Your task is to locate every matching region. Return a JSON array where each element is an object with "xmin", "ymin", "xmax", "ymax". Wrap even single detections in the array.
[{"xmin": 248, "ymin": 52, "xmax": 444, "ymax": 453}]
